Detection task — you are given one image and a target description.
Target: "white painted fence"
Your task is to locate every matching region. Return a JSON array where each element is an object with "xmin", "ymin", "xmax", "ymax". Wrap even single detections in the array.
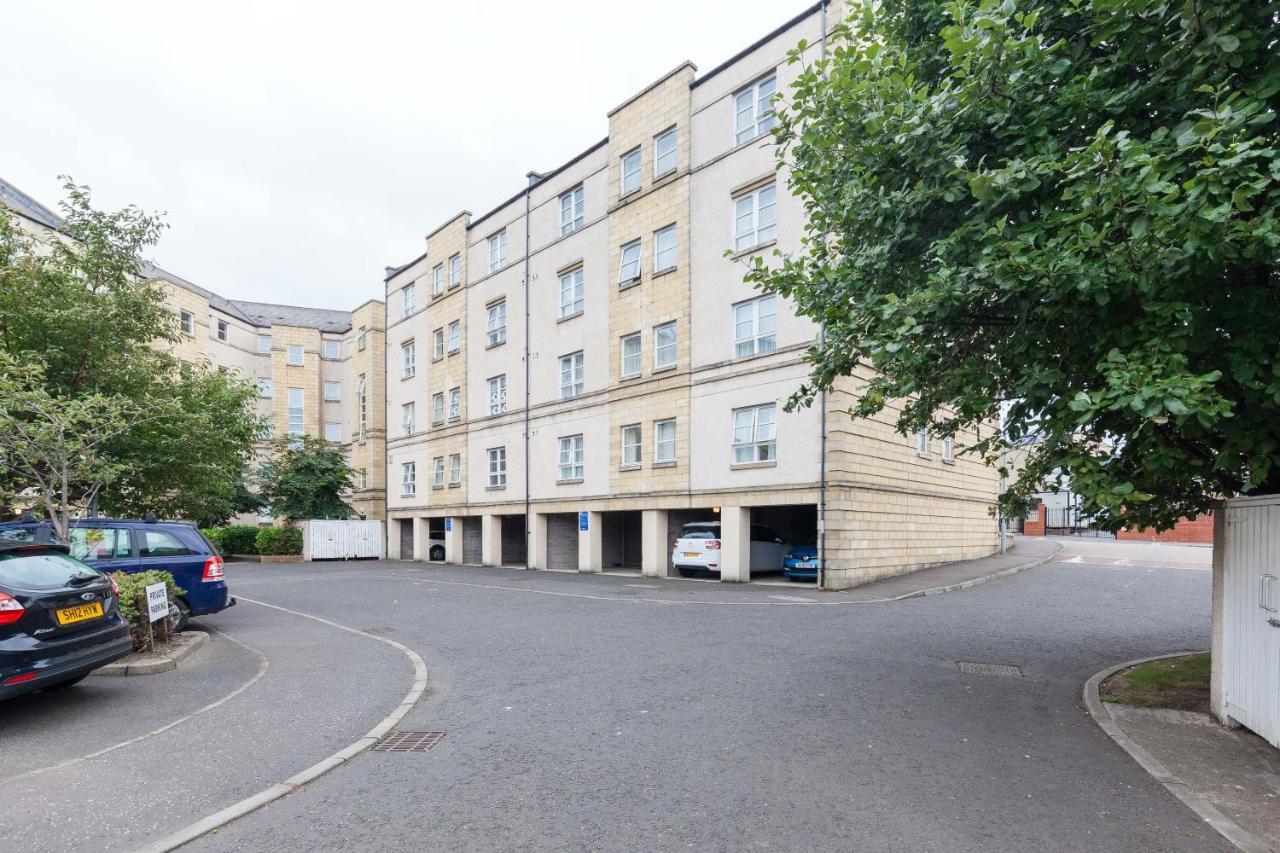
[
  {"xmin": 301, "ymin": 519, "xmax": 384, "ymax": 561},
  {"xmin": 1213, "ymin": 495, "xmax": 1280, "ymax": 749}
]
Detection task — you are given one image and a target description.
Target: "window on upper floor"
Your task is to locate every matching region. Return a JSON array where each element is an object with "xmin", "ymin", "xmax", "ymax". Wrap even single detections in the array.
[
  {"xmin": 621, "ymin": 424, "xmax": 641, "ymax": 467},
  {"xmin": 620, "ymin": 333, "xmax": 642, "ymax": 378},
  {"xmin": 324, "ymin": 381, "xmax": 340, "ymax": 402},
  {"xmin": 449, "ymin": 253, "xmax": 461, "ymax": 286},
  {"xmin": 401, "ymin": 341, "xmax": 416, "ymax": 377},
  {"xmin": 942, "ymin": 435, "xmax": 955, "ymax": 462},
  {"xmin": 618, "ymin": 239, "xmax": 642, "ymax": 285},
  {"xmin": 287, "ymin": 344, "xmax": 304, "ymax": 366},
  {"xmin": 558, "ymin": 267, "xmax": 584, "ymax": 319},
  {"xmin": 560, "ymin": 185, "xmax": 585, "ymax": 235},
  {"xmin": 357, "ymin": 375, "xmax": 367, "ymax": 441},
  {"xmin": 654, "ymin": 322, "xmax": 677, "ymax": 369},
  {"xmin": 180, "ymin": 310, "xmax": 195, "ymax": 336},
  {"xmin": 357, "ymin": 468, "xmax": 367, "ymax": 490},
  {"xmin": 732, "ymin": 403, "xmax": 776, "ymax": 464},
  {"xmin": 402, "ymin": 402, "xmax": 416, "ymax": 436},
  {"xmin": 654, "ymin": 418, "xmax": 676, "ymax": 463},
  {"xmin": 258, "ymin": 334, "xmax": 272, "ymax": 353},
  {"xmin": 432, "ymin": 392, "xmax": 445, "ymax": 424},
  {"xmin": 620, "ymin": 148, "xmax": 642, "ymax": 195},
  {"xmin": 432, "ymin": 456, "xmax": 445, "ymax": 487},
  {"xmin": 488, "ymin": 230, "xmax": 508, "ymax": 273},
  {"xmin": 324, "ymin": 421, "xmax": 341, "ymax": 442},
  {"xmin": 216, "ymin": 319, "xmax": 229, "ymax": 342},
  {"xmin": 448, "ymin": 386, "xmax": 461, "ymax": 420},
  {"xmin": 357, "ymin": 328, "xmax": 367, "ymax": 351},
  {"xmin": 916, "ymin": 428, "xmax": 930, "ymax": 456},
  {"xmin": 734, "ymin": 73, "xmax": 777, "ymax": 145},
  {"xmin": 560, "ymin": 351, "xmax": 584, "ymax": 400},
  {"xmin": 403, "ymin": 282, "xmax": 416, "ymax": 318},
  {"xmin": 653, "ymin": 225, "xmax": 677, "ymax": 273},
  {"xmin": 488, "ymin": 374, "xmax": 507, "ymax": 415},
  {"xmin": 558, "ymin": 434, "xmax": 584, "ymax": 481},
  {"xmin": 258, "ymin": 378, "xmax": 272, "ymax": 398},
  {"xmin": 654, "ymin": 127, "xmax": 677, "ymax": 177},
  {"xmin": 402, "ymin": 462, "xmax": 416, "ymax": 497},
  {"xmin": 287, "ymin": 388, "xmax": 305, "ymax": 436},
  {"xmin": 448, "ymin": 320, "xmax": 460, "ymax": 353},
  {"xmin": 433, "ymin": 263, "xmax": 444, "ymax": 296},
  {"xmin": 433, "ymin": 328, "xmax": 445, "ymax": 360},
  {"xmin": 487, "ymin": 301, "xmax": 507, "ymax": 346},
  {"xmin": 487, "ymin": 447, "xmax": 507, "ymax": 488},
  {"xmin": 734, "ymin": 183, "xmax": 777, "ymax": 252},
  {"xmin": 323, "ymin": 340, "xmax": 341, "ymax": 360},
  {"xmin": 448, "ymin": 453, "xmax": 461, "ymax": 485},
  {"xmin": 733, "ymin": 294, "xmax": 777, "ymax": 358}
]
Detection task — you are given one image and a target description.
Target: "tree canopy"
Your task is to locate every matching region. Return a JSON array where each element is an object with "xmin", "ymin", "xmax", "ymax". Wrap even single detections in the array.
[
  {"xmin": 256, "ymin": 436, "xmax": 354, "ymax": 522},
  {"xmin": 748, "ymin": 0, "xmax": 1280, "ymax": 528}
]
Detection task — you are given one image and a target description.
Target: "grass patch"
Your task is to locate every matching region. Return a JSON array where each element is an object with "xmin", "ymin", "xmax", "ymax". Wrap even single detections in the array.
[{"xmin": 1100, "ymin": 653, "xmax": 1209, "ymax": 713}]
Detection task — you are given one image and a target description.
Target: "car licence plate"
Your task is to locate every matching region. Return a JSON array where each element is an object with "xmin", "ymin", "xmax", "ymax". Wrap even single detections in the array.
[
  {"xmin": 683, "ymin": 552, "xmax": 700, "ymax": 558},
  {"xmin": 55, "ymin": 601, "xmax": 103, "ymax": 626},
  {"xmin": 796, "ymin": 561, "xmax": 816, "ymax": 568}
]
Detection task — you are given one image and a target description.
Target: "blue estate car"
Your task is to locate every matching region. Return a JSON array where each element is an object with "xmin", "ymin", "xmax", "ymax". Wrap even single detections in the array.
[
  {"xmin": 782, "ymin": 543, "xmax": 820, "ymax": 581},
  {"xmin": 0, "ymin": 517, "xmax": 234, "ymax": 631}
]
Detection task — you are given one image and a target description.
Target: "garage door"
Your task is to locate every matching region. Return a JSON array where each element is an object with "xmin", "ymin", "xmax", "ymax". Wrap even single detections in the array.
[
  {"xmin": 463, "ymin": 517, "xmax": 482, "ymax": 565},
  {"xmin": 547, "ymin": 514, "xmax": 579, "ymax": 571},
  {"xmin": 399, "ymin": 519, "xmax": 414, "ymax": 560}
]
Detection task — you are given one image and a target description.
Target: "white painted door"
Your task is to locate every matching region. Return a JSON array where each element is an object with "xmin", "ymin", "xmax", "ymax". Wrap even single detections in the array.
[
  {"xmin": 306, "ymin": 520, "xmax": 385, "ymax": 560},
  {"xmin": 1222, "ymin": 496, "xmax": 1280, "ymax": 748}
]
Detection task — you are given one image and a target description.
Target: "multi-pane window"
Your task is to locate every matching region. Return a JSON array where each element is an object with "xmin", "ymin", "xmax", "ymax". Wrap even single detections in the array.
[
  {"xmin": 653, "ymin": 225, "xmax": 677, "ymax": 272},
  {"xmin": 620, "ymin": 148, "xmax": 642, "ymax": 195},
  {"xmin": 287, "ymin": 388, "xmax": 305, "ymax": 436},
  {"xmin": 449, "ymin": 253, "xmax": 461, "ymax": 286},
  {"xmin": 323, "ymin": 340, "xmax": 341, "ymax": 360},
  {"xmin": 734, "ymin": 183, "xmax": 777, "ymax": 251},
  {"xmin": 448, "ymin": 453, "xmax": 461, "ymax": 485},
  {"xmin": 621, "ymin": 424, "xmax": 642, "ymax": 467},
  {"xmin": 433, "ymin": 328, "xmax": 445, "ymax": 360},
  {"xmin": 402, "ymin": 402, "xmax": 416, "ymax": 436},
  {"xmin": 401, "ymin": 341, "xmax": 416, "ymax": 377},
  {"xmin": 916, "ymin": 429, "xmax": 930, "ymax": 455},
  {"xmin": 618, "ymin": 239, "xmax": 642, "ymax": 284},
  {"xmin": 942, "ymin": 435, "xmax": 955, "ymax": 462},
  {"xmin": 258, "ymin": 378, "xmax": 272, "ymax": 398},
  {"xmin": 560, "ymin": 351, "xmax": 584, "ymax": 399},
  {"xmin": 733, "ymin": 294, "xmax": 777, "ymax": 358},
  {"xmin": 734, "ymin": 73, "xmax": 777, "ymax": 144},
  {"xmin": 357, "ymin": 328, "xmax": 367, "ymax": 351},
  {"xmin": 620, "ymin": 333, "xmax": 642, "ymax": 378},
  {"xmin": 654, "ymin": 322, "xmax": 677, "ymax": 369},
  {"xmin": 560, "ymin": 185, "xmax": 585, "ymax": 235},
  {"xmin": 403, "ymin": 282, "xmax": 416, "ymax": 318},
  {"xmin": 449, "ymin": 387, "xmax": 461, "ymax": 420},
  {"xmin": 357, "ymin": 375, "xmax": 367, "ymax": 440},
  {"xmin": 287, "ymin": 344, "xmax": 304, "ymax": 366},
  {"xmin": 402, "ymin": 462, "xmax": 416, "ymax": 497},
  {"xmin": 432, "ymin": 392, "xmax": 445, "ymax": 424},
  {"xmin": 216, "ymin": 319, "xmax": 229, "ymax": 341},
  {"xmin": 324, "ymin": 421, "xmax": 341, "ymax": 442},
  {"xmin": 488, "ymin": 230, "xmax": 508, "ymax": 272},
  {"xmin": 732, "ymin": 404, "xmax": 777, "ymax": 463},
  {"xmin": 357, "ymin": 468, "xmax": 367, "ymax": 490},
  {"xmin": 654, "ymin": 419, "xmax": 676, "ymax": 463},
  {"xmin": 432, "ymin": 456, "xmax": 445, "ymax": 487},
  {"xmin": 323, "ymin": 381, "xmax": 340, "ymax": 402},
  {"xmin": 558, "ymin": 267, "xmax": 584, "ymax": 318},
  {"xmin": 258, "ymin": 334, "xmax": 272, "ymax": 353},
  {"xmin": 654, "ymin": 128, "xmax": 677, "ymax": 176},
  {"xmin": 488, "ymin": 374, "xmax": 507, "ymax": 415},
  {"xmin": 558, "ymin": 434, "xmax": 584, "ymax": 480},
  {"xmin": 487, "ymin": 301, "xmax": 507, "ymax": 346},
  {"xmin": 487, "ymin": 447, "xmax": 507, "ymax": 488},
  {"xmin": 448, "ymin": 321, "xmax": 460, "ymax": 353},
  {"xmin": 433, "ymin": 263, "xmax": 444, "ymax": 296},
  {"xmin": 180, "ymin": 310, "xmax": 194, "ymax": 336}
]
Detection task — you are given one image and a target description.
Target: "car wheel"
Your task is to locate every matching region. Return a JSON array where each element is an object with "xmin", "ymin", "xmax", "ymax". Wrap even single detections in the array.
[
  {"xmin": 45, "ymin": 674, "xmax": 87, "ymax": 691},
  {"xmin": 429, "ymin": 544, "xmax": 445, "ymax": 561},
  {"xmin": 677, "ymin": 567, "xmax": 699, "ymax": 578},
  {"xmin": 170, "ymin": 598, "xmax": 191, "ymax": 633}
]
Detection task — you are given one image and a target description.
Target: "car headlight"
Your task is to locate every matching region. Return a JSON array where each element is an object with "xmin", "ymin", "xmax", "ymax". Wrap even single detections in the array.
[{"xmin": 783, "ymin": 553, "xmax": 793, "ymax": 560}]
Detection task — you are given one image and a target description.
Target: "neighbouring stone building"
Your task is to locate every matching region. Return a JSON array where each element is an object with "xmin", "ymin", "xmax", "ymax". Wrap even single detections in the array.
[{"xmin": 380, "ymin": 1, "xmax": 1001, "ymax": 589}]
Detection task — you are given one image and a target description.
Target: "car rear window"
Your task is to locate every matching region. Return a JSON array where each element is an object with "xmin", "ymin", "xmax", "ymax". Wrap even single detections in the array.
[
  {"xmin": 0, "ymin": 528, "xmax": 36, "ymax": 542},
  {"xmin": 0, "ymin": 551, "xmax": 99, "ymax": 590},
  {"xmin": 680, "ymin": 525, "xmax": 720, "ymax": 539}
]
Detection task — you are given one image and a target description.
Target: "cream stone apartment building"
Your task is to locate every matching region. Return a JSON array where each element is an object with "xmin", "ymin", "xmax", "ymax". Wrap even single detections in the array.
[
  {"xmin": 0, "ymin": 177, "xmax": 387, "ymax": 522},
  {"xmin": 382, "ymin": 1, "xmax": 1000, "ymax": 589}
]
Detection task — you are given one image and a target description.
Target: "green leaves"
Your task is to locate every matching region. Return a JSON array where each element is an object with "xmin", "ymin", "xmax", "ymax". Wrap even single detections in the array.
[{"xmin": 256, "ymin": 436, "xmax": 354, "ymax": 522}]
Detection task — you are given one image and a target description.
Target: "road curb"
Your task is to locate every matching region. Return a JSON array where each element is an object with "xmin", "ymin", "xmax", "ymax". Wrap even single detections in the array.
[
  {"xmin": 94, "ymin": 631, "xmax": 210, "ymax": 677},
  {"xmin": 134, "ymin": 599, "xmax": 429, "ymax": 853},
  {"xmin": 886, "ymin": 540, "xmax": 1066, "ymax": 601},
  {"xmin": 1082, "ymin": 652, "xmax": 1271, "ymax": 853}
]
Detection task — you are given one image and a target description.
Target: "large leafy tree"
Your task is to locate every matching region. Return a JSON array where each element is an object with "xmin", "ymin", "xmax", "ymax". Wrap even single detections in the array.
[
  {"xmin": 256, "ymin": 436, "xmax": 354, "ymax": 522},
  {"xmin": 748, "ymin": 0, "xmax": 1280, "ymax": 528},
  {"xmin": 0, "ymin": 180, "xmax": 263, "ymax": 525}
]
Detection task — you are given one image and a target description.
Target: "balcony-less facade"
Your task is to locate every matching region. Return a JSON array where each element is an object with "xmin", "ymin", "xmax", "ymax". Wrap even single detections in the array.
[{"xmin": 382, "ymin": 1, "xmax": 999, "ymax": 589}]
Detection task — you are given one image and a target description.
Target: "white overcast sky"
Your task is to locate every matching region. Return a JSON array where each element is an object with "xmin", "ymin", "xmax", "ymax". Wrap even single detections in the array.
[{"xmin": 3, "ymin": 0, "xmax": 807, "ymax": 309}]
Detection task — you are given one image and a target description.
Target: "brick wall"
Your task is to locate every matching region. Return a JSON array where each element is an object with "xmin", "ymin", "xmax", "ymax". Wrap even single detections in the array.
[
  {"xmin": 1023, "ymin": 505, "xmax": 1046, "ymax": 536},
  {"xmin": 1117, "ymin": 512, "xmax": 1214, "ymax": 544}
]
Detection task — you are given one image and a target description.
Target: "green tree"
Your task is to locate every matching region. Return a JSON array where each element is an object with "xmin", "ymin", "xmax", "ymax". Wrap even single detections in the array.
[
  {"xmin": 257, "ymin": 436, "xmax": 354, "ymax": 522},
  {"xmin": 747, "ymin": 0, "xmax": 1279, "ymax": 529}
]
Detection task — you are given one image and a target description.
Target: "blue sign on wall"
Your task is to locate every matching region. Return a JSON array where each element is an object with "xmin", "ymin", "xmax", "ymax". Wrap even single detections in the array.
[
  {"xmin": 578, "ymin": 511, "xmax": 589, "ymax": 532},
  {"xmin": 445, "ymin": 517, "xmax": 453, "ymax": 533}
]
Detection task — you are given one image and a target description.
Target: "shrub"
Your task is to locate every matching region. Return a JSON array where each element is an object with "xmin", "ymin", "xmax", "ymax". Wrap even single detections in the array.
[
  {"xmin": 221, "ymin": 524, "xmax": 260, "ymax": 554},
  {"xmin": 200, "ymin": 528, "xmax": 225, "ymax": 553},
  {"xmin": 255, "ymin": 525, "xmax": 302, "ymax": 556},
  {"xmin": 110, "ymin": 570, "xmax": 184, "ymax": 650}
]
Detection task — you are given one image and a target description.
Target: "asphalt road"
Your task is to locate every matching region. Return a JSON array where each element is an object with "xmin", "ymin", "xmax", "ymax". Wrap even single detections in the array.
[{"xmin": 0, "ymin": 543, "xmax": 1228, "ymax": 852}]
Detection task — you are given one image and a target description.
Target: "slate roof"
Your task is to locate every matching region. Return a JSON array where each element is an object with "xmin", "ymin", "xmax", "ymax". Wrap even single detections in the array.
[
  {"xmin": 227, "ymin": 300, "xmax": 352, "ymax": 334},
  {"xmin": 0, "ymin": 177, "xmax": 62, "ymax": 230}
]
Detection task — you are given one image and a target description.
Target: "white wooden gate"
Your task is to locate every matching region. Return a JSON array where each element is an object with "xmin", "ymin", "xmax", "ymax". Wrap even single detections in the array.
[
  {"xmin": 1220, "ymin": 495, "xmax": 1280, "ymax": 748},
  {"xmin": 302, "ymin": 519, "xmax": 385, "ymax": 561}
]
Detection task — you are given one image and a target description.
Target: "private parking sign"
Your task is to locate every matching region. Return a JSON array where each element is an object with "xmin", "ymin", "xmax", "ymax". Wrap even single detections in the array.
[
  {"xmin": 578, "ymin": 512, "xmax": 589, "ymax": 532},
  {"xmin": 445, "ymin": 517, "xmax": 453, "ymax": 533},
  {"xmin": 145, "ymin": 582, "xmax": 169, "ymax": 623}
]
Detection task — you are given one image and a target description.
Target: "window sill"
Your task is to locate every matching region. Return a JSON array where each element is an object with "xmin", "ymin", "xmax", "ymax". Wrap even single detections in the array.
[
  {"xmin": 917, "ymin": 452, "xmax": 932, "ymax": 460},
  {"xmin": 448, "ymin": 482, "xmax": 461, "ymax": 489},
  {"xmin": 652, "ymin": 266, "xmax": 677, "ymax": 279},
  {"xmin": 619, "ymin": 464, "xmax": 641, "ymax": 472},
  {"xmin": 448, "ymin": 283, "xmax": 461, "ymax": 290},
  {"xmin": 431, "ymin": 421, "xmax": 444, "ymax": 428},
  {"xmin": 653, "ymin": 167, "xmax": 678, "ymax": 184},
  {"xmin": 485, "ymin": 339, "xmax": 506, "ymax": 350},
  {"xmin": 619, "ymin": 186, "xmax": 641, "ymax": 201},
  {"xmin": 432, "ymin": 484, "xmax": 445, "ymax": 491},
  {"xmin": 432, "ymin": 355, "xmax": 443, "ymax": 363},
  {"xmin": 486, "ymin": 484, "xmax": 506, "ymax": 491},
  {"xmin": 557, "ymin": 478, "xmax": 584, "ymax": 485},
  {"xmin": 730, "ymin": 460, "xmax": 777, "ymax": 471},
  {"xmin": 560, "ymin": 393, "xmax": 582, "ymax": 402},
  {"xmin": 401, "ymin": 373, "xmax": 416, "ymax": 381},
  {"xmin": 651, "ymin": 460, "xmax": 676, "ymax": 469},
  {"xmin": 557, "ymin": 310, "xmax": 583, "ymax": 324},
  {"xmin": 618, "ymin": 277, "xmax": 642, "ymax": 290},
  {"xmin": 620, "ymin": 372, "xmax": 642, "ymax": 382},
  {"xmin": 941, "ymin": 458, "xmax": 956, "ymax": 465},
  {"xmin": 731, "ymin": 239, "xmax": 777, "ymax": 260},
  {"xmin": 402, "ymin": 492, "xmax": 416, "ymax": 499},
  {"xmin": 448, "ymin": 349, "xmax": 460, "ymax": 357},
  {"xmin": 652, "ymin": 362, "xmax": 677, "ymax": 374},
  {"xmin": 448, "ymin": 416, "xmax": 461, "ymax": 424}
]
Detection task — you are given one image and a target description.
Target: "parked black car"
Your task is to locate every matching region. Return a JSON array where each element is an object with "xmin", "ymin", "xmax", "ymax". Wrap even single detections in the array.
[{"xmin": 0, "ymin": 541, "xmax": 133, "ymax": 700}]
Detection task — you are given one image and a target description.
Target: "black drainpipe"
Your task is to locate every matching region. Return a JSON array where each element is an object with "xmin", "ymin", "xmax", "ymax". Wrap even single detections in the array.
[{"xmin": 523, "ymin": 172, "xmax": 539, "ymax": 569}]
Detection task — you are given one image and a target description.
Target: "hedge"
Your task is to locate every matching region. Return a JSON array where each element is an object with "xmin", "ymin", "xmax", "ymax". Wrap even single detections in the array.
[
  {"xmin": 255, "ymin": 526, "xmax": 303, "ymax": 556},
  {"xmin": 216, "ymin": 525, "xmax": 260, "ymax": 555},
  {"xmin": 110, "ymin": 570, "xmax": 184, "ymax": 650}
]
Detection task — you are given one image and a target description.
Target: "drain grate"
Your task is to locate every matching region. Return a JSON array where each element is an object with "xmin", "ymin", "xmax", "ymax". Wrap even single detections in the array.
[
  {"xmin": 955, "ymin": 661, "xmax": 1023, "ymax": 677},
  {"xmin": 372, "ymin": 731, "xmax": 446, "ymax": 752}
]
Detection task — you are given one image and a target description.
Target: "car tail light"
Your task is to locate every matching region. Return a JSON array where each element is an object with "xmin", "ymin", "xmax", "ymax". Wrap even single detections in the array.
[
  {"xmin": 0, "ymin": 592, "xmax": 24, "ymax": 625},
  {"xmin": 706, "ymin": 539, "xmax": 721, "ymax": 550},
  {"xmin": 672, "ymin": 539, "xmax": 679, "ymax": 550},
  {"xmin": 3, "ymin": 672, "xmax": 35, "ymax": 686},
  {"xmin": 202, "ymin": 555, "xmax": 225, "ymax": 583}
]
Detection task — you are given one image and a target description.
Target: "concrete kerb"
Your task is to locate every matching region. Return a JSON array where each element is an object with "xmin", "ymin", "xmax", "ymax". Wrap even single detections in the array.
[
  {"xmin": 1083, "ymin": 652, "xmax": 1272, "ymax": 853},
  {"xmin": 880, "ymin": 540, "xmax": 1066, "ymax": 601},
  {"xmin": 95, "ymin": 631, "xmax": 210, "ymax": 677},
  {"xmin": 134, "ymin": 598, "xmax": 430, "ymax": 853}
]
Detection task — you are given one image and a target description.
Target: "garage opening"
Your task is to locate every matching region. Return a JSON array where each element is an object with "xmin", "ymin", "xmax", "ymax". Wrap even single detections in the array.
[
  {"xmin": 501, "ymin": 514, "xmax": 527, "ymax": 566},
  {"xmin": 545, "ymin": 513, "xmax": 579, "ymax": 571},
  {"xmin": 751, "ymin": 504, "xmax": 819, "ymax": 585},
  {"xmin": 601, "ymin": 511, "xmax": 642, "ymax": 572},
  {"xmin": 462, "ymin": 516, "xmax": 482, "ymax": 564},
  {"xmin": 667, "ymin": 507, "xmax": 721, "ymax": 579},
  {"xmin": 427, "ymin": 519, "xmax": 446, "ymax": 562},
  {"xmin": 398, "ymin": 518, "xmax": 414, "ymax": 561}
]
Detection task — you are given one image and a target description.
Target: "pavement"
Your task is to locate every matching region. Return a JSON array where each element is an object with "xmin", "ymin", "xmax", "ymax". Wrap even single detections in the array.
[{"xmin": 0, "ymin": 537, "xmax": 1236, "ymax": 851}]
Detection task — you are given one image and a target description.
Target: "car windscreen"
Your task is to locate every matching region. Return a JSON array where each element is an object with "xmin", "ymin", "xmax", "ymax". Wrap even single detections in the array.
[
  {"xmin": 0, "ymin": 551, "xmax": 99, "ymax": 590},
  {"xmin": 680, "ymin": 526, "xmax": 720, "ymax": 539}
]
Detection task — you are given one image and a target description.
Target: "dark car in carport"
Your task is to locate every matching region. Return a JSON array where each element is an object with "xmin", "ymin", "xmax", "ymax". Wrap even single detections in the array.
[{"xmin": 0, "ymin": 541, "xmax": 133, "ymax": 700}]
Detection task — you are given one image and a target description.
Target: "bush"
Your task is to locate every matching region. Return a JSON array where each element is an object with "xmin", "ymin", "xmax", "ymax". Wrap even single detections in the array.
[
  {"xmin": 110, "ymin": 570, "xmax": 184, "ymax": 650},
  {"xmin": 255, "ymin": 525, "xmax": 302, "ymax": 556},
  {"xmin": 200, "ymin": 527, "xmax": 224, "ymax": 552},
  {"xmin": 202, "ymin": 524, "xmax": 260, "ymax": 555}
]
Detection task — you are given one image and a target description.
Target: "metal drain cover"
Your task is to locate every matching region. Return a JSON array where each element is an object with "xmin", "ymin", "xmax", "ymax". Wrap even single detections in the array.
[
  {"xmin": 955, "ymin": 661, "xmax": 1023, "ymax": 677},
  {"xmin": 372, "ymin": 731, "xmax": 446, "ymax": 752}
]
